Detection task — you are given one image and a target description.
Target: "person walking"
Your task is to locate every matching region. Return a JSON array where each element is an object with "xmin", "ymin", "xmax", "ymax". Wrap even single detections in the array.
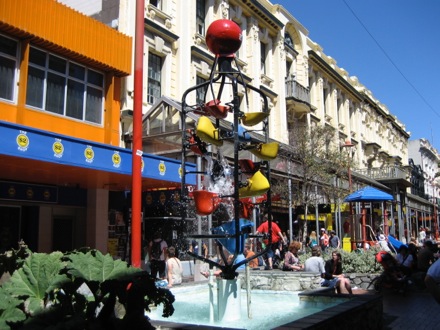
[
  {"xmin": 329, "ymin": 230, "xmax": 340, "ymax": 249},
  {"xmin": 255, "ymin": 213, "xmax": 286, "ymax": 270},
  {"xmin": 307, "ymin": 231, "xmax": 318, "ymax": 249},
  {"xmin": 148, "ymin": 231, "xmax": 168, "ymax": 279},
  {"xmin": 320, "ymin": 228, "xmax": 329, "ymax": 252}
]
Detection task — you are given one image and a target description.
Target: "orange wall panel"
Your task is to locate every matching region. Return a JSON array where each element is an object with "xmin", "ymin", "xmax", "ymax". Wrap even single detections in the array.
[{"xmin": 0, "ymin": 0, "xmax": 132, "ymax": 76}]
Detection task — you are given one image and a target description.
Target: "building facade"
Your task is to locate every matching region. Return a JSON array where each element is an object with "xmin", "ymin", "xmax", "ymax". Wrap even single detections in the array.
[
  {"xmin": 89, "ymin": 0, "xmax": 437, "ymax": 244},
  {"xmin": 0, "ymin": 0, "xmax": 193, "ymax": 257},
  {"xmin": 17, "ymin": 0, "xmax": 438, "ymax": 255}
]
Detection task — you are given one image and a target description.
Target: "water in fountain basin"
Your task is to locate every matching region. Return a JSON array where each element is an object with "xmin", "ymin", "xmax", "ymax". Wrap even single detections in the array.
[{"xmin": 147, "ymin": 284, "xmax": 345, "ymax": 330}]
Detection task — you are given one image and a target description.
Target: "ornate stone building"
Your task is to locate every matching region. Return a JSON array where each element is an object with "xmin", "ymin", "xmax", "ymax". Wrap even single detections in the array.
[{"xmin": 62, "ymin": 0, "xmax": 438, "ymax": 244}]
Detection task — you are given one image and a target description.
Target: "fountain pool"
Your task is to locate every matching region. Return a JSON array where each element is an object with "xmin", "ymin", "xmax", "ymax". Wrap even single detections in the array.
[{"xmin": 147, "ymin": 284, "xmax": 348, "ymax": 329}]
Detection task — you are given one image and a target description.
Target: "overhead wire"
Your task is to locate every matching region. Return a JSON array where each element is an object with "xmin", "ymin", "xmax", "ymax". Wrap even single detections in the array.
[{"xmin": 342, "ymin": 0, "xmax": 440, "ymax": 120}]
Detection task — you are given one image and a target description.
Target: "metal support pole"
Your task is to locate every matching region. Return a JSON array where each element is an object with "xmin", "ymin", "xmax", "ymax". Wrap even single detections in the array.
[{"xmin": 130, "ymin": 0, "xmax": 145, "ymax": 268}]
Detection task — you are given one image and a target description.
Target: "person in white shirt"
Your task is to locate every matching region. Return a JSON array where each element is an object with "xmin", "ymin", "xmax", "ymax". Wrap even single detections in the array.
[
  {"xmin": 377, "ymin": 234, "xmax": 391, "ymax": 252},
  {"xmin": 166, "ymin": 246, "xmax": 183, "ymax": 288},
  {"xmin": 304, "ymin": 246, "xmax": 325, "ymax": 275}
]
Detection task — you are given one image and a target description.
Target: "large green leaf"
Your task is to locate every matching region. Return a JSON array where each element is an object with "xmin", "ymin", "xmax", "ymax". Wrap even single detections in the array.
[
  {"xmin": 3, "ymin": 252, "xmax": 68, "ymax": 299},
  {"xmin": 0, "ymin": 287, "xmax": 26, "ymax": 329},
  {"xmin": 67, "ymin": 251, "xmax": 142, "ymax": 282},
  {"xmin": 0, "ymin": 307, "xmax": 26, "ymax": 330},
  {"xmin": 0, "ymin": 288, "xmax": 21, "ymax": 310}
]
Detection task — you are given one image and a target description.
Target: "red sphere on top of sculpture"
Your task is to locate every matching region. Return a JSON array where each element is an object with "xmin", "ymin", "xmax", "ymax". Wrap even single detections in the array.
[{"xmin": 205, "ymin": 19, "xmax": 242, "ymax": 56}]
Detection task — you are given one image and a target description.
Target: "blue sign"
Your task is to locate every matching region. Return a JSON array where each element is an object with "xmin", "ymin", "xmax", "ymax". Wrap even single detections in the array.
[{"xmin": 0, "ymin": 121, "xmax": 196, "ymax": 185}]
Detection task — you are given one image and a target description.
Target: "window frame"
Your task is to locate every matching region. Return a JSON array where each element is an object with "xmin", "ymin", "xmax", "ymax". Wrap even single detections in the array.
[
  {"xmin": 0, "ymin": 34, "xmax": 19, "ymax": 103},
  {"xmin": 25, "ymin": 46, "xmax": 105, "ymax": 125},
  {"xmin": 147, "ymin": 52, "xmax": 162, "ymax": 105},
  {"xmin": 196, "ymin": 0, "xmax": 206, "ymax": 35},
  {"xmin": 260, "ymin": 42, "xmax": 267, "ymax": 74}
]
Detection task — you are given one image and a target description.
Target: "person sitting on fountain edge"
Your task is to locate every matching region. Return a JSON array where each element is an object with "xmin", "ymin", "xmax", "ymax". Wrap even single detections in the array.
[
  {"xmin": 304, "ymin": 246, "xmax": 325, "ymax": 276},
  {"xmin": 255, "ymin": 213, "xmax": 286, "ymax": 270},
  {"xmin": 322, "ymin": 251, "xmax": 353, "ymax": 295},
  {"xmin": 243, "ymin": 243, "xmax": 259, "ymax": 269}
]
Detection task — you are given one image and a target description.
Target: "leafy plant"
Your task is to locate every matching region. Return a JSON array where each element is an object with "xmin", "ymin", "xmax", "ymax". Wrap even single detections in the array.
[
  {"xmin": 0, "ymin": 240, "xmax": 30, "ymax": 282},
  {"xmin": 299, "ymin": 247, "xmax": 383, "ymax": 273},
  {"xmin": 0, "ymin": 248, "xmax": 175, "ymax": 330}
]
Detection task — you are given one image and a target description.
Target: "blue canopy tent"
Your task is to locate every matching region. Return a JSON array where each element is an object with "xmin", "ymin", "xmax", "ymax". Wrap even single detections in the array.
[
  {"xmin": 344, "ymin": 186, "xmax": 394, "ymax": 202},
  {"xmin": 344, "ymin": 186, "xmax": 394, "ymax": 250}
]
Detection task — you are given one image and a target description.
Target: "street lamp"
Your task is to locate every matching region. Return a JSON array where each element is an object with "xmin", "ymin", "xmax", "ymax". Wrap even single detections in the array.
[{"xmin": 342, "ymin": 140, "xmax": 355, "ymax": 250}]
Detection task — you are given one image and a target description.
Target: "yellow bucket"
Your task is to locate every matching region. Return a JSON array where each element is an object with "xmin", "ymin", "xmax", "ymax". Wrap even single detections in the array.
[
  {"xmin": 241, "ymin": 112, "xmax": 269, "ymax": 126},
  {"xmin": 249, "ymin": 142, "xmax": 279, "ymax": 160},
  {"xmin": 196, "ymin": 116, "xmax": 223, "ymax": 146},
  {"xmin": 239, "ymin": 170, "xmax": 270, "ymax": 198}
]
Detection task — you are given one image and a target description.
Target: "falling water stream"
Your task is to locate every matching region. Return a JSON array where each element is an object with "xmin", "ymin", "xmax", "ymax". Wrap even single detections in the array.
[{"xmin": 147, "ymin": 284, "xmax": 346, "ymax": 329}]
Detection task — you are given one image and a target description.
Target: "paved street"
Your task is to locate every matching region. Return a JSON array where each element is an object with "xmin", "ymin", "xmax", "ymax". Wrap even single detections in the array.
[{"xmin": 382, "ymin": 286, "xmax": 440, "ymax": 329}]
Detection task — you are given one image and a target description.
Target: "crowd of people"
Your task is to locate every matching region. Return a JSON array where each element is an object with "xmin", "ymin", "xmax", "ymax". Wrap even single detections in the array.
[
  {"xmin": 374, "ymin": 228, "xmax": 440, "ymax": 302},
  {"xmin": 143, "ymin": 220, "xmax": 440, "ymax": 302}
]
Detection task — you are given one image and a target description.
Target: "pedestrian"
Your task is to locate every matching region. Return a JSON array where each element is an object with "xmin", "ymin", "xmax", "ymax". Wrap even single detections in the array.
[
  {"xmin": 255, "ymin": 213, "xmax": 286, "ymax": 270},
  {"xmin": 329, "ymin": 230, "xmax": 340, "ymax": 249},
  {"xmin": 418, "ymin": 240, "xmax": 435, "ymax": 272},
  {"xmin": 243, "ymin": 243, "xmax": 259, "ymax": 269},
  {"xmin": 396, "ymin": 245, "xmax": 414, "ymax": 276},
  {"xmin": 320, "ymin": 228, "xmax": 329, "ymax": 252},
  {"xmin": 307, "ymin": 231, "xmax": 318, "ymax": 249},
  {"xmin": 419, "ymin": 227, "xmax": 426, "ymax": 246},
  {"xmin": 377, "ymin": 234, "xmax": 391, "ymax": 252},
  {"xmin": 148, "ymin": 231, "xmax": 168, "ymax": 279},
  {"xmin": 166, "ymin": 246, "xmax": 183, "ymax": 288},
  {"xmin": 283, "ymin": 241, "xmax": 303, "ymax": 271},
  {"xmin": 322, "ymin": 251, "xmax": 353, "ymax": 295},
  {"xmin": 304, "ymin": 246, "xmax": 325, "ymax": 275}
]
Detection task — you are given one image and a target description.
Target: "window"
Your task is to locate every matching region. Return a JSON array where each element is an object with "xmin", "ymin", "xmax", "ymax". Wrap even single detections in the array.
[
  {"xmin": 149, "ymin": 0, "xmax": 161, "ymax": 9},
  {"xmin": 196, "ymin": 76, "xmax": 206, "ymax": 105},
  {"xmin": 323, "ymin": 88, "xmax": 328, "ymax": 116},
  {"xmin": 196, "ymin": 0, "xmax": 206, "ymax": 35},
  {"xmin": 260, "ymin": 42, "xmax": 266, "ymax": 74},
  {"xmin": 284, "ymin": 33, "xmax": 294, "ymax": 49},
  {"xmin": 147, "ymin": 52, "xmax": 162, "ymax": 105},
  {"xmin": 0, "ymin": 35, "xmax": 18, "ymax": 102},
  {"xmin": 26, "ymin": 47, "xmax": 104, "ymax": 124}
]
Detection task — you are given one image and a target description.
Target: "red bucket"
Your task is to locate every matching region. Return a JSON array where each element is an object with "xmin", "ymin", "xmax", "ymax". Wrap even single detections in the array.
[{"xmin": 192, "ymin": 190, "xmax": 221, "ymax": 216}]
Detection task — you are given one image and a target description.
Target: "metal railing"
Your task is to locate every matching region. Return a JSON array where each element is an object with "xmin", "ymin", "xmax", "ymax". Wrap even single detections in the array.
[
  {"xmin": 356, "ymin": 166, "xmax": 410, "ymax": 180},
  {"xmin": 285, "ymin": 77, "xmax": 310, "ymax": 104}
]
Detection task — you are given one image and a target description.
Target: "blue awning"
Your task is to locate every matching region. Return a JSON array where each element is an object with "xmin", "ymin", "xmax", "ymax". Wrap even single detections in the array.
[
  {"xmin": 344, "ymin": 186, "xmax": 393, "ymax": 202},
  {"xmin": 0, "ymin": 121, "xmax": 195, "ymax": 189}
]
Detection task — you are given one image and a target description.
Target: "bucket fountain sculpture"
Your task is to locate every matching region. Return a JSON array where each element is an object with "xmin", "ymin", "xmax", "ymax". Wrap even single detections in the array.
[{"xmin": 179, "ymin": 19, "xmax": 280, "ymax": 323}]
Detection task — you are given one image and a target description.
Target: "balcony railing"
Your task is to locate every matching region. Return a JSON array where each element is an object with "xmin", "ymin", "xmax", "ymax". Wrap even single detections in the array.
[
  {"xmin": 285, "ymin": 77, "xmax": 310, "ymax": 104},
  {"xmin": 356, "ymin": 166, "xmax": 410, "ymax": 181}
]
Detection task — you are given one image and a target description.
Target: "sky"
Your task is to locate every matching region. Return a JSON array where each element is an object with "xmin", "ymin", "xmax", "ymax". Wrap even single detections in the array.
[{"xmin": 276, "ymin": 0, "xmax": 440, "ymax": 152}]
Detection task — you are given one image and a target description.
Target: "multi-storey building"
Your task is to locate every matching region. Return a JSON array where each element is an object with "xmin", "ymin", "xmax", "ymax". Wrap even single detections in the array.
[
  {"xmin": 408, "ymin": 139, "xmax": 440, "ymax": 232},
  {"xmin": 0, "ymin": 0, "xmax": 190, "ymax": 257},
  {"xmin": 12, "ymin": 0, "xmax": 437, "ymax": 256},
  {"xmin": 80, "ymin": 0, "xmax": 437, "ymax": 244}
]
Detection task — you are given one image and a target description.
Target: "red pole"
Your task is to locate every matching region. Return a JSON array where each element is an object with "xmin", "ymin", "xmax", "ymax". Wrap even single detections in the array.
[{"xmin": 131, "ymin": 0, "xmax": 145, "ymax": 268}]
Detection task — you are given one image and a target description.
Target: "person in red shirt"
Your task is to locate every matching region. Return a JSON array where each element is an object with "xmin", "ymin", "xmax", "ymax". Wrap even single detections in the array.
[{"xmin": 256, "ymin": 213, "xmax": 286, "ymax": 270}]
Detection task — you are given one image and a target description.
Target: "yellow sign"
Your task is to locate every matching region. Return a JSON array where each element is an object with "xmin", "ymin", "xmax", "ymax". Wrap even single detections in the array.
[{"xmin": 107, "ymin": 238, "xmax": 119, "ymax": 256}]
